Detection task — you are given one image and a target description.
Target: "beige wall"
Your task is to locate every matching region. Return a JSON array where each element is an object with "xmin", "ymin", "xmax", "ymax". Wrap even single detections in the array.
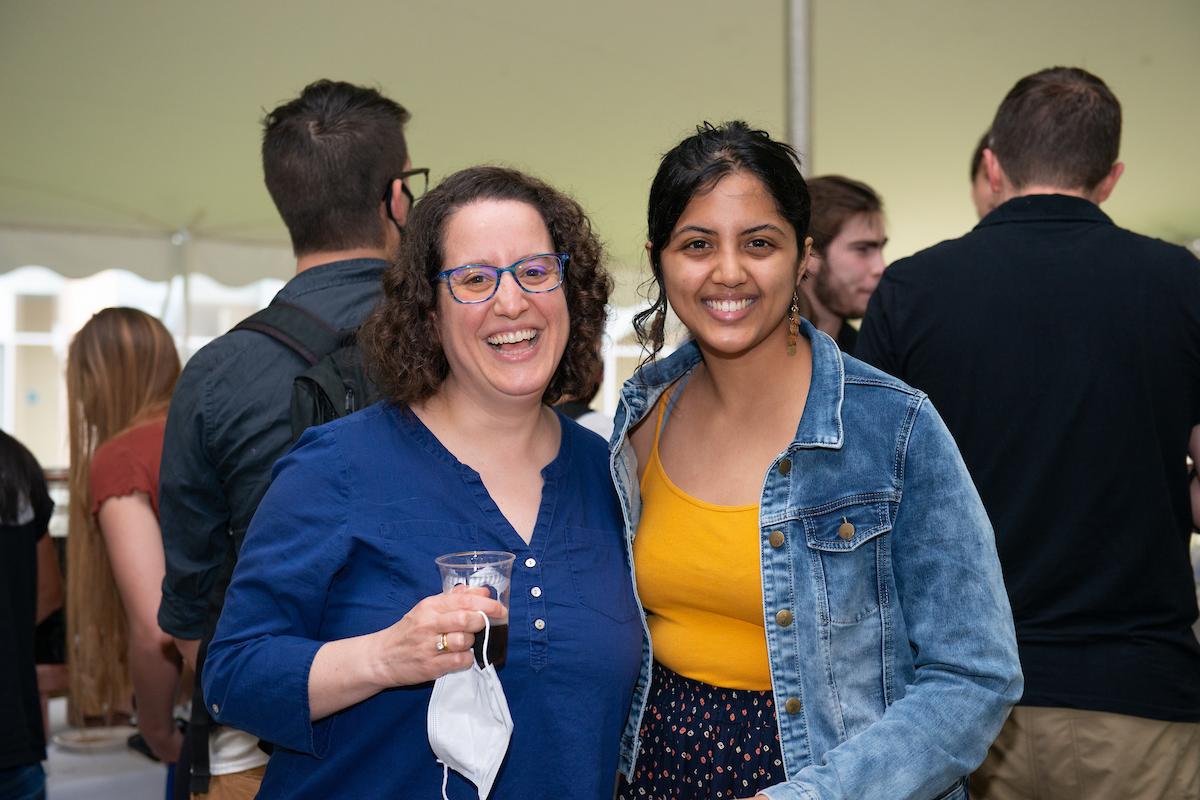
[
  {"xmin": 809, "ymin": 0, "xmax": 1200, "ymax": 262},
  {"xmin": 0, "ymin": 0, "xmax": 791, "ymax": 304},
  {"xmin": 3, "ymin": 0, "xmax": 1196, "ymax": 307}
]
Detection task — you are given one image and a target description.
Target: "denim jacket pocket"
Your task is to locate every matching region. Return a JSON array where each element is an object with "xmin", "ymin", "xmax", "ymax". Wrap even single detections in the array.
[
  {"xmin": 802, "ymin": 498, "xmax": 893, "ymax": 625},
  {"xmin": 565, "ymin": 526, "xmax": 640, "ymax": 623}
]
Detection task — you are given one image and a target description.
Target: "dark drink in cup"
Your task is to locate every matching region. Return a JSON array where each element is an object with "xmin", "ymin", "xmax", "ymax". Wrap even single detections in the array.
[
  {"xmin": 472, "ymin": 621, "xmax": 508, "ymax": 669},
  {"xmin": 435, "ymin": 550, "xmax": 515, "ymax": 670}
]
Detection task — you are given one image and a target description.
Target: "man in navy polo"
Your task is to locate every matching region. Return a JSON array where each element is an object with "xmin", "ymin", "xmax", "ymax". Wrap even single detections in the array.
[{"xmin": 858, "ymin": 67, "xmax": 1200, "ymax": 799}]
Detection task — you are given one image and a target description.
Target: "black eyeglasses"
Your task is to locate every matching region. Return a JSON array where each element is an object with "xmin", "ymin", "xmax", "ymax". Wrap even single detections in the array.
[{"xmin": 383, "ymin": 167, "xmax": 430, "ymax": 208}]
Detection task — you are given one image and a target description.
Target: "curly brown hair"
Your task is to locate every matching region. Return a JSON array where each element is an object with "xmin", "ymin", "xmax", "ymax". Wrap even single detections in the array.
[{"xmin": 362, "ymin": 165, "xmax": 612, "ymax": 406}]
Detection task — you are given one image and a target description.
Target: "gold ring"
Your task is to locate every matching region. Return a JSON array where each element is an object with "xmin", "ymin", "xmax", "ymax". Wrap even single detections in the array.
[{"xmin": 436, "ymin": 633, "xmax": 448, "ymax": 652}]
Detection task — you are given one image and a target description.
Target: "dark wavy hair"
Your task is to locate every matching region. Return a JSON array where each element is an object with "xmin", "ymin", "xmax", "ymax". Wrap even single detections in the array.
[
  {"xmin": 637, "ymin": 121, "xmax": 811, "ymax": 359},
  {"xmin": 362, "ymin": 165, "xmax": 612, "ymax": 406}
]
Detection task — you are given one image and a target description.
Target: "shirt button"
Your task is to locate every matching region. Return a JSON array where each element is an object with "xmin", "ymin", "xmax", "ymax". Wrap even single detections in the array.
[
  {"xmin": 784, "ymin": 697, "xmax": 802, "ymax": 714},
  {"xmin": 777, "ymin": 458, "xmax": 792, "ymax": 476},
  {"xmin": 530, "ymin": 586, "xmax": 542, "ymax": 598},
  {"xmin": 768, "ymin": 530, "xmax": 785, "ymax": 548},
  {"xmin": 838, "ymin": 520, "xmax": 856, "ymax": 540},
  {"xmin": 775, "ymin": 609, "xmax": 794, "ymax": 627},
  {"xmin": 534, "ymin": 618, "xmax": 546, "ymax": 630},
  {"xmin": 524, "ymin": 557, "xmax": 537, "ymax": 568},
  {"xmin": 211, "ymin": 703, "xmax": 220, "ymax": 715}
]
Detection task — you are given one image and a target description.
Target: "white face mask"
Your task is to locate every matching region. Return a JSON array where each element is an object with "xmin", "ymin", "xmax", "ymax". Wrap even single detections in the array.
[{"xmin": 427, "ymin": 611, "xmax": 514, "ymax": 800}]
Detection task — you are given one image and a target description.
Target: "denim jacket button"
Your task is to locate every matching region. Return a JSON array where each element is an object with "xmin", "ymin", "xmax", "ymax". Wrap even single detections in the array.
[
  {"xmin": 768, "ymin": 530, "xmax": 785, "ymax": 548},
  {"xmin": 784, "ymin": 697, "xmax": 802, "ymax": 714},
  {"xmin": 838, "ymin": 520, "xmax": 856, "ymax": 540},
  {"xmin": 775, "ymin": 609, "xmax": 794, "ymax": 627},
  {"xmin": 777, "ymin": 458, "xmax": 792, "ymax": 476}
]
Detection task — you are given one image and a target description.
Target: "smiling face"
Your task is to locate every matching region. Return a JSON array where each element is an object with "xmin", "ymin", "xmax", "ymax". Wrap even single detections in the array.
[
  {"xmin": 435, "ymin": 199, "xmax": 569, "ymax": 407},
  {"xmin": 659, "ymin": 170, "xmax": 806, "ymax": 360}
]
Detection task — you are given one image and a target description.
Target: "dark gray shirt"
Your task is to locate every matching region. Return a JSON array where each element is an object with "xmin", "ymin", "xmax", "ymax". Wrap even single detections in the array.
[{"xmin": 157, "ymin": 258, "xmax": 386, "ymax": 640}]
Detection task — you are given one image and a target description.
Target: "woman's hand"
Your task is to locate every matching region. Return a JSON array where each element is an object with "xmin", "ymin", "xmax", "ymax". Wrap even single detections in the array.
[
  {"xmin": 308, "ymin": 587, "xmax": 505, "ymax": 721},
  {"xmin": 370, "ymin": 587, "xmax": 505, "ymax": 687}
]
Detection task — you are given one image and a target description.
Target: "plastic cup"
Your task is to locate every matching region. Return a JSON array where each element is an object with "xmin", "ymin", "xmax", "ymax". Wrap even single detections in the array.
[{"xmin": 435, "ymin": 550, "xmax": 515, "ymax": 668}]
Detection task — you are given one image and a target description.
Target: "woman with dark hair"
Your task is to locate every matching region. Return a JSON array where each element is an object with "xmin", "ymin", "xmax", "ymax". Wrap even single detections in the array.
[
  {"xmin": 0, "ymin": 431, "xmax": 57, "ymax": 800},
  {"xmin": 203, "ymin": 166, "xmax": 641, "ymax": 799},
  {"xmin": 66, "ymin": 308, "xmax": 184, "ymax": 764},
  {"xmin": 610, "ymin": 122, "xmax": 1022, "ymax": 800}
]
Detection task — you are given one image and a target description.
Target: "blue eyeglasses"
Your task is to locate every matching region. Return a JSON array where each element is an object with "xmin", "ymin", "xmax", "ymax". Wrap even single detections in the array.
[{"xmin": 435, "ymin": 253, "xmax": 569, "ymax": 304}]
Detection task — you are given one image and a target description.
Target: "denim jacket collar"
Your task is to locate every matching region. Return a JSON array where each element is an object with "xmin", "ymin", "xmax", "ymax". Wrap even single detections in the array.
[
  {"xmin": 620, "ymin": 318, "xmax": 844, "ymax": 450},
  {"xmin": 793, "ymin": 319, "xmax": 844, "ymax": 450}
]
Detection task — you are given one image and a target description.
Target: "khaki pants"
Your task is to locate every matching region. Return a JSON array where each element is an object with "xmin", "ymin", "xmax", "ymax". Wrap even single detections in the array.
[
  {"xmin": 972, "ymin": 706, "xmax": 1199, "ymax": 800},
  {"xmin": 191, "ymin": 765, "xmax": 266, "ymax": 800}
]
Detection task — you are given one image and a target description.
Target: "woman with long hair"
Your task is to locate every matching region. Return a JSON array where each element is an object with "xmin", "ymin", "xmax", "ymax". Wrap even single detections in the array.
[
  {"xmin": 66, "ymin": 307, "xmax": 183, "ymax": 762},
  {"xmin": 610, "ymin": 122, "xmax": 1022, "ymax": 800}
]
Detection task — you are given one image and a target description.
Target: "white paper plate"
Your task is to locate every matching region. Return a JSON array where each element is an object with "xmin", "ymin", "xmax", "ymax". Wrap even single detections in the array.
[{"xmin": 52, "ymin": 726, "xmax": 137, "ymax": 753}]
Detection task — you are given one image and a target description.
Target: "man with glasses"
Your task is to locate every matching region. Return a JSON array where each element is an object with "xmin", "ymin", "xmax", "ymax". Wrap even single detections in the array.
[{"xmin": 157, "ymin": 79, "xmax": 421, "ymax": 800}]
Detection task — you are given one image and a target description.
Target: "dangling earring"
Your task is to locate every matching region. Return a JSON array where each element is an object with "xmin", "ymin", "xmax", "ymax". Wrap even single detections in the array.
[{"xmin": 787, "ymin": 292, "xmax": 801, "ymax": 356}]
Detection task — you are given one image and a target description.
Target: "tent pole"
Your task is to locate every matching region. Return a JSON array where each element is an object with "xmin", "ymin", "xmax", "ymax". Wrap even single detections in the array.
[
  {"xmin": 788, "ymin": 0, "xmax": 812, "ymax": 175},
  {"xmin": 169, "ymin": 229, "xmax": 191, "ymax": 355}
]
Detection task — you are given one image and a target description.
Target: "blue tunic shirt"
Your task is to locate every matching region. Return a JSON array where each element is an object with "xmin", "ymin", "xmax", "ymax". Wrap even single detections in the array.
[{"xmin": 203, "ymin": 403, "xmax": 642, "ymax": 799}]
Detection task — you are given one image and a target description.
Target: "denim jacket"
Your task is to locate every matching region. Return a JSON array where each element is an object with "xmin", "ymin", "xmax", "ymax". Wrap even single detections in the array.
[{"xmin": 610, "ymin": 320, "xmax": 1023, "ymax": 800}]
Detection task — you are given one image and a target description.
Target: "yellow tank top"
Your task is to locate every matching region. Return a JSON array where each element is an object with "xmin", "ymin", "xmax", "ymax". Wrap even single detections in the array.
[{"xmin": 633, "ymin": 388, "xmax": 771, "ymax": 690}]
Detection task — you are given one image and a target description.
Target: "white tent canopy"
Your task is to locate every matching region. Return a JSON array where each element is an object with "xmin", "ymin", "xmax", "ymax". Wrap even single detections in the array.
[{"xmin": 0, "ymin": 0, "xmax": 797, "ymax": 295}]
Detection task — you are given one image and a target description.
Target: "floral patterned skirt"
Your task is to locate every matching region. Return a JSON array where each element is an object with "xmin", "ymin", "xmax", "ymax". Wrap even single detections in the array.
[{"xmin": 617, "ymin": 661, "xmax": 785, "ymax": 799}]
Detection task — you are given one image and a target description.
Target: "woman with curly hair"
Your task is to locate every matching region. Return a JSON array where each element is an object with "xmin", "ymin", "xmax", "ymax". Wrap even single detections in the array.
[
  {"xmin": 65, "ymin": 307, "xmax": 184, "ymax": 764},
  {"xmin": 203, "ymin": 166, "xmax": 641, "ymax": 799}
]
